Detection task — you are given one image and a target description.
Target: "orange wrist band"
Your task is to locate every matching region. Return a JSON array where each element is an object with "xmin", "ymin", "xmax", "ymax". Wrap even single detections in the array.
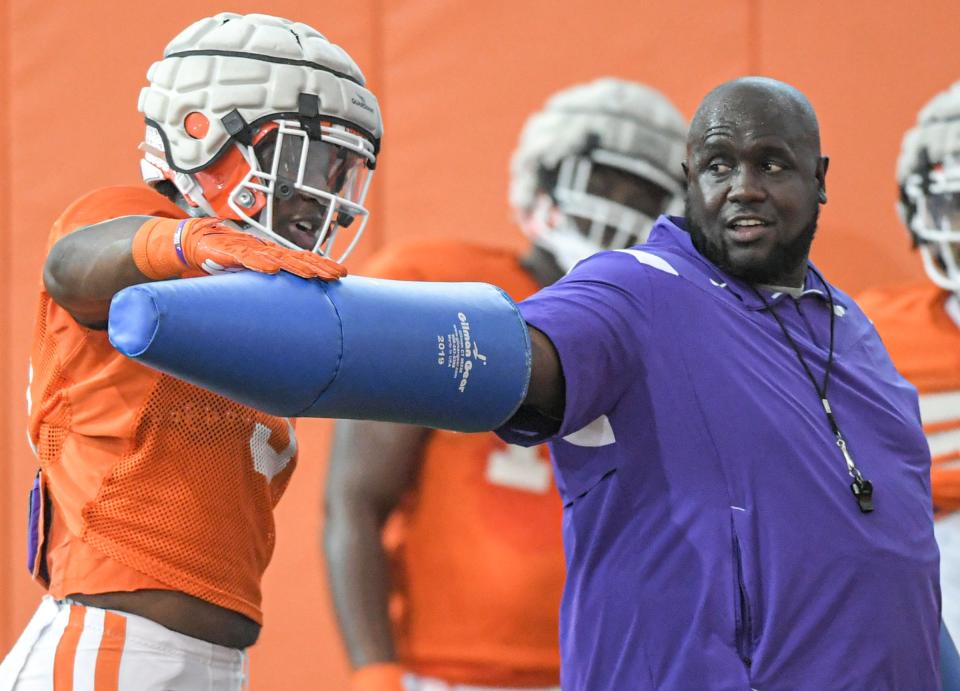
[
  {"xmin": 351, "ymin": 662, "xmax": 405, "ymax": 691},
  {"xmin": 131, "ymin": 217, "xmax": 194, "ymax": 280}
]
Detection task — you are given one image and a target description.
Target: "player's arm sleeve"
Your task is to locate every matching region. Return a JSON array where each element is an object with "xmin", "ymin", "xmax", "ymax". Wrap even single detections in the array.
[{"xmin": 497, "ymin": 252, "xmax": 653, "ymax": 446}]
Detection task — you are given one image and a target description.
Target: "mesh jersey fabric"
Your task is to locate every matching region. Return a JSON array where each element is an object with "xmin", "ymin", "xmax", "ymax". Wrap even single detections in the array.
[
  {"xmin": 362, "ymin": 239, "xmax": 563, "ymax": 687},
  {"xmin": 28, "ymin": 186, "xmax": 298, "ymax": 623}
]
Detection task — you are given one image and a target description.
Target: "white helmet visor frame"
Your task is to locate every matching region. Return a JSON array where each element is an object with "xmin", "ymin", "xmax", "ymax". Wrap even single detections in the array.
[{"xmin": 229, "ymin": 119, "xmax": 376, "ymax": 263}]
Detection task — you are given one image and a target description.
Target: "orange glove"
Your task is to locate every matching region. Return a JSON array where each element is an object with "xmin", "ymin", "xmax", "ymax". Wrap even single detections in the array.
[
  {"xmin": 131, "ymin": 217, "xmax": 347, "ymax": 281},
  {"xmin": 351, "ymin": 663, "xmax": 406, "ymax": 691}
]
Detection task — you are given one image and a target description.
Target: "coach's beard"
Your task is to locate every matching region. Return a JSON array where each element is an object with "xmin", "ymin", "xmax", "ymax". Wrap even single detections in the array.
[{"xmin": 685, "ymin": 201, "xmax": 819, "ymax": 286}]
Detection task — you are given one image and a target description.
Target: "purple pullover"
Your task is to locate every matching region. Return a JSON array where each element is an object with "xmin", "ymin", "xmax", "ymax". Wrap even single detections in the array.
[{"xmin": 499, "ymin": 216, "xmax": 939, "ymax": 690}]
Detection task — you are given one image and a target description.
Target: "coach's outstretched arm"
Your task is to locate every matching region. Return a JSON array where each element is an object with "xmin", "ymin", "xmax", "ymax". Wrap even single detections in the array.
[{"xmin": 107, "ymin": 271, "xmax": 565, "ymax": 431}]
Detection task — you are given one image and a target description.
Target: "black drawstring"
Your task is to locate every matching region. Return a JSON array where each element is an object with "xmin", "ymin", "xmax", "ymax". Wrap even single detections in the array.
[{"xmin": 752, "ymin": 268, "xmax": 874, "ymax": 514}]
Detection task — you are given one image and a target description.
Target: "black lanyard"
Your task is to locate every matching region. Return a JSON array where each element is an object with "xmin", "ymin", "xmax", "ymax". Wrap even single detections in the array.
[{"xmin": 752, "ymin": 270, "xmax": 874, "ymax": 514}]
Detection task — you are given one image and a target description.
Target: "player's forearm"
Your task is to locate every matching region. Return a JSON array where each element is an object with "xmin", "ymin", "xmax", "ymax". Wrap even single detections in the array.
[
  {"xmin": 323, "ymin": 507, "xmax": 398, "ymax": 667},
  {"xmin": 44, "ymin": 216, "xmax": 153, "ymax": 328}
]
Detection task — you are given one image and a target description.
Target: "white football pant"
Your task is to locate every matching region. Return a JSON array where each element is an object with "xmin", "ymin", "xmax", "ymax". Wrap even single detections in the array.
[{"xmin": 0, "ymin": 596, "xmax": 247, "ymax": 690}]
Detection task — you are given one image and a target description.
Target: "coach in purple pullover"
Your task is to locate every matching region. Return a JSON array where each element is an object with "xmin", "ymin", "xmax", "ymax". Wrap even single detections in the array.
[{"xmin": 499, "ymin": 77, "xmax": 941, "ymax": 689}]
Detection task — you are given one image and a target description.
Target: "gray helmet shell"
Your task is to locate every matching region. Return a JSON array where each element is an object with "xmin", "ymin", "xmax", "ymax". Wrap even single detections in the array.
[{"xmin": 138, "ymin": 12, "xmax": 382, "ymax": 174}]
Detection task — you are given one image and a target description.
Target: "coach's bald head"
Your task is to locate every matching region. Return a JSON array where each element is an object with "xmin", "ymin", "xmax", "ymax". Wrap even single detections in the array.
[
  {"xmin": 689, "ymin": 77, "xmax": 822, "ymax": 157},
  {"xmin": 682, "ymin": 77, "xmax": 829, "ymax": 286}
]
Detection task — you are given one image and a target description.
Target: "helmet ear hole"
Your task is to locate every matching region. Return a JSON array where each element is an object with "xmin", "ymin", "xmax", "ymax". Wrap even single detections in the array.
[{"xmin": 184, "ymin": 112, "xmax": 210, "ymax": 140}]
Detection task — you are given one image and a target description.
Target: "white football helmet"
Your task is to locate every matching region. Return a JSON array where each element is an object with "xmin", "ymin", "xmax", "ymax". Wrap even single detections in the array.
[
  {"xmin": 138, "ymin": 13, "xmax": 382, "ymax": 262},
  {"xmin": 898, "ymin": 79, "xmax": 960, "ymax": 292},
  {"xmin": 509, "ymin": 78, "xmax": 687, "ymax": 272}
]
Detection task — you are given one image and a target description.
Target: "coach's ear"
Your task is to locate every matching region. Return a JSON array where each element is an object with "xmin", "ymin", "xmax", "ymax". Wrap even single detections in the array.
[
  {"xmin": 680, "ymin": 161, "xmax": 692, "ymax": 197},
  {"xmin": 817, "ymin": 156, "xmax": 829, "ymax": 205}
]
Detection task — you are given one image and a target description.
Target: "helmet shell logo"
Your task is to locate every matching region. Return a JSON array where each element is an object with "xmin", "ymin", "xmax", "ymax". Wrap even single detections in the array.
[{"xmin": 351, "ymin": 94, "xmax": 374, "ymax": 113}]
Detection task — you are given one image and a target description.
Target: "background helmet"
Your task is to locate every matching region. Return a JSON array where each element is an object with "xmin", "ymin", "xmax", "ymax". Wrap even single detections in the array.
[
  {"xmin": 897, "ymin": 79, "xmax": 960, "ymax": 292},
  {"xmin": 509, "ymin": 78, "xmax": 687, "ymax": 272},
  {"xmin": 138, "ymin": 13, "xmax": 383, "ymax": 261}
]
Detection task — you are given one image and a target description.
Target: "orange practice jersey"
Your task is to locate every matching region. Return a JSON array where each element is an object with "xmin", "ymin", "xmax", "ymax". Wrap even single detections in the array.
[
  {"xmin": 28, "ymin": 186, "xmax": 297, "ymax": 624},
  {"xmin": 858, "ymin": 281, "xmax": 960, "ymax": 516},
  {"xmin": 363, "ymin": 239, "xmax": 564, "ymax": 687}
]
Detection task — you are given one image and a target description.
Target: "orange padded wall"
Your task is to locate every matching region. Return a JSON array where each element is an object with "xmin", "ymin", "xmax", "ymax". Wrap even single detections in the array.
[{"xmin": 2, "ymin": 1, "xmax": 959, "ymax": 689}]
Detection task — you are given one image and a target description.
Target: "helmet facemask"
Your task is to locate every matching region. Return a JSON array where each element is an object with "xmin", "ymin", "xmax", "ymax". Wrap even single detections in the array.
[
  {"xmin": 527, "ymin": 148, "xmax": 683, "ymax": 273},
  {"xmin": 904, "ymin": 153, "xmax": 960, "ymax": 292},
  {"xmin": 230, "ymin": 119, "xmax": 376, "ymax": 262}
]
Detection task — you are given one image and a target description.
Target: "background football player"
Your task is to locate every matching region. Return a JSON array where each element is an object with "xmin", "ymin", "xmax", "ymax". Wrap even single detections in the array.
[
  {"xmin": 0, "ymin": 12, "xmax": 380, "ymax": 689},
  {"xmin": 858, "ymin": 79, "xmax": 960, "ymax": 637},
  {"xmin": 323, "ymin": 77, "xmax": 686, "ymax": 691}
]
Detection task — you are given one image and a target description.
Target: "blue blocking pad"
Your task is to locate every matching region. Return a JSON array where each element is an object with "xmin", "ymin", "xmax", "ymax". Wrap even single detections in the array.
[{"xmin": 108, "ymin": 271, "xmax": 532, "ymax": 432}]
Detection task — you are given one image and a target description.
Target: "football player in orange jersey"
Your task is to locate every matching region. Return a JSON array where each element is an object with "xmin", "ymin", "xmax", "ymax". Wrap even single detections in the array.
[
  {"xmin": 323, "ymin": 78, "xmax": 686, "ymax": 691},
  {"xmin": 0, "ymin": 12, "xmax": 381, "ymax": 690},
  {"xmin": 858, "ymin": 80, "xmax": 960, "ymax": 641}
]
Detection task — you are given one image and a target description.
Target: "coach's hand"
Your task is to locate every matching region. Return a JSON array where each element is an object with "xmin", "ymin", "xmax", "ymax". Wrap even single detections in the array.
[{"xmin": 132, "ymin": 217, "xmax": 347, "ymax": 281}]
